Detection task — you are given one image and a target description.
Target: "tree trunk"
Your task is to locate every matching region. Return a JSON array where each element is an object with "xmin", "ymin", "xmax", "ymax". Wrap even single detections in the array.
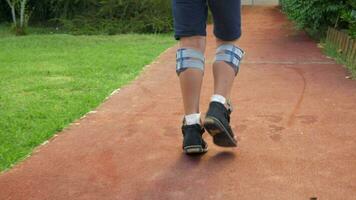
[
  {"xmin": 20, "ymin": 0, "xmax": 27, "ymax": 28},
  {"xmin": 5, "ymin": 0, "xmax": 17, "ymax": 27}
]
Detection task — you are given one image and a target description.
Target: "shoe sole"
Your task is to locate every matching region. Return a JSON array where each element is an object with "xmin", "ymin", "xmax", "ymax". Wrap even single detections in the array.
[
  {"xmin": 183, "ymin": 145, "xmax": 208, "ymax": 154},
  {"xmin": 203, "ymin": 116, "xmax": 237, "ymax": 147}
]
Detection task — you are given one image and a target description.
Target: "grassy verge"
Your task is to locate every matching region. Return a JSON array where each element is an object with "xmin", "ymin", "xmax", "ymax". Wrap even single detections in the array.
[
  {"xmin": 0, "ymin": 31, "xmax": 175, "ymax": 172},
  {"xmin": 0, "ymin": 23, "xmax": 66, "ymax": 37},
  {"xmin": 322, "ymin": 41, "xmax": 356, "ymax": 79}
]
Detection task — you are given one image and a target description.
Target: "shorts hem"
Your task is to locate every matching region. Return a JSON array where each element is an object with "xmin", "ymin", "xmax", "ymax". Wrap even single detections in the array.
[
  {"xmin": 214, "ymin": 32, "xmax": 242, "ymax": 42},
  {"xmin": 174, "ymin": 32, "xmax": 207, "ymax": 40}
]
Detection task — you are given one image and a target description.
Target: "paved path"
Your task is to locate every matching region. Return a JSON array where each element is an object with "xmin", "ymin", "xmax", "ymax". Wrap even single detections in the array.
[{"xmin": 1, "ymin": 6, "xmax": 356, "ymax": 200}]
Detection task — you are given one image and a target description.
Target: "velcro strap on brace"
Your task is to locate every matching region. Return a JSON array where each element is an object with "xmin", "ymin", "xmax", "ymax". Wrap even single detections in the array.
[
  {"xmin": 176, "ymin": 48, "xmax": 205, "ymax": 76},
  {"xmin": 215, "ymin": 44, "xmax": 245, "ymax": 75}
]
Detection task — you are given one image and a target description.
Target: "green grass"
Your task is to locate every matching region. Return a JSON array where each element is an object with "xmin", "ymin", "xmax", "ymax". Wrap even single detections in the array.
[
  {"xmin": 0, "ymin": 30, "xmax": 176, "ymax": 172},
  {"xmin": 322, "ymin": 41, "xmax": 356, "ymax": 79}
]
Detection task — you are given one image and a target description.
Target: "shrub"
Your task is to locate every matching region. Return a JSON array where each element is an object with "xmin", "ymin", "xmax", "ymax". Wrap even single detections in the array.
[
  {"xmin": 280, "ymin": 0, "xmax": 355, "ymax": 39},
  {"xmin": 341, "ymin": 9, "xmax": 356, "ymax": 38},
  {"xmin": 30, "ymin": 0, "xmax": 173, "ymax": 34},
  {"xmin": 97, "ymin": 0, "xmax": 173, "ymax": 33},
  {"xmin": 1, "ymin": 0, "xmax": 173, "ymax": 34}
]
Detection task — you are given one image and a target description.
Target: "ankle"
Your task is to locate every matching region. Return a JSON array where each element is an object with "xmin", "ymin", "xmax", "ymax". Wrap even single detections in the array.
[
  {"xmin": 211, "ymin": 94, "xmax": 226, "ymax": 104},
  {"xmin": 210, "ymin": 94, "xmax": 233, "ymax": 112},
  {"xmin": 184, "ymin": 113, "xmax": 201, "ymax": 125}
]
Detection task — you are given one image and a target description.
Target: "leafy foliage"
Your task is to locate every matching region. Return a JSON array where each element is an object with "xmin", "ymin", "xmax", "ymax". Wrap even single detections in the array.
[
  {"xmin": 280, "ymin": 0, "xmax": 355, "ymax": 39},
  {"xmin": 1, "ymin": 0, "xmax": 173, "ymax": 34},
  {"xmin": 0, "ymin": 2, "xmax": 10, "ymax": 22},
  {"xmin": 59, "ymin": 0, "xmax": 173, "ymax": 34}
]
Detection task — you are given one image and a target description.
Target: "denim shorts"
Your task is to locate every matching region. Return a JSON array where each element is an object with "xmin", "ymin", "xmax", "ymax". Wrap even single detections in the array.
[{"xmin": 172, "ymin": 0, "xmax": 242, "ymax": 41}]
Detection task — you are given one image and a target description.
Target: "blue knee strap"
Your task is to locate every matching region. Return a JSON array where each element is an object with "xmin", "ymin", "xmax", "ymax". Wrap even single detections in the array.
[
  {"xmin": 176, "ymin": 48, "xmax": 205, "ymax": 76},
  {"xmin": 215, "ymin": 44, "xmax": 245, "ymax": 75}
]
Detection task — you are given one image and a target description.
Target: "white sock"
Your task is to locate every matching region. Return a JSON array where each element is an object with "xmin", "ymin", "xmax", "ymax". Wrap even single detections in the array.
[
  {"xmin": 184, "ymin": 113, "xmax": 201, "ymax": 125},
  {"xmin": 210, "ymin": 94, "xmax": 226, "ymax": 105}
]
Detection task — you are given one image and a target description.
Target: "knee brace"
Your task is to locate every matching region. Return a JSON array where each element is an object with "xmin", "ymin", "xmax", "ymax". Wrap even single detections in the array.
[
  {"xmin": 215, "ymin": 44, "xmax": 245, "ymax": 75},
  {"xmin": 176, "ymin": 48, "xmax": 205, "ymax": 76}
]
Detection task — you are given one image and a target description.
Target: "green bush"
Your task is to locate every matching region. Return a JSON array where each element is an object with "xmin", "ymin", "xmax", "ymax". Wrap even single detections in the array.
[
  {"xmin": 97, "ymin": 0, "xmax": 173, "ymax": 34},
  {"xmin": 341, "ymin": 9, "xmax": 356, "ymax": 38},
  {"xmin": 280, "ymin": 0, "xmax": 355, "ymax": 39},
  {"xmin": 33, "ymin": 0, "xmax": 173, "ymax": 34},
  {"xmin": 1, "ymin": 0, "xmax": 173, "ymax": 34}
]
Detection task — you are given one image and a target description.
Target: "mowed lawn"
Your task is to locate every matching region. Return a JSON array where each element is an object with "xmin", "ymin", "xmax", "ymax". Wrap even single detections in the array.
[{"xmin": 0, "ymin": 33, "xmax": 175, "ymax": 171}]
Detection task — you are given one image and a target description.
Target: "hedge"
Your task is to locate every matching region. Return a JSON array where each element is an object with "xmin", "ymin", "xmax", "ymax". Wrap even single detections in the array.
[
  {"xmin": 0, "ymin": 0, "xmax": 174, "ymax": 34},
  {"xmin": 280, "ymin": 0, "xmax": 356, "ymax": 39}
]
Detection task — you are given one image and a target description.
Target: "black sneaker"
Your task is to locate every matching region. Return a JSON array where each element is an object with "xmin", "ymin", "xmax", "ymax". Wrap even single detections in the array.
[
  {"xmin": 203, "ymin": 101, "xmax": 237, "ymax": 147},
  {"xmin": 182, "ymin": 122, "xmax": 208, "ymax": 154}
]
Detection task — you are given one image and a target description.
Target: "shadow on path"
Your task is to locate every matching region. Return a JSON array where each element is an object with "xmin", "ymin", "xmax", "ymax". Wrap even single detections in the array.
[{"xmin": 136, "ymin": 150, "xmax": 237, "ymax": 199}]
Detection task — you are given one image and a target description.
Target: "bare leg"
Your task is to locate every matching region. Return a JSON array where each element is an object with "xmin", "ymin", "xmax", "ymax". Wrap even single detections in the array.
[
  {"xmin": 213, "ymin": 38, "xmax": 238, "ymax": 99},
  {"xmin": 202, "ymin": 38, "xmax": 241, "ymax": 147},
  {"xmin": 179, "ymin": 36, "xmax": 206, "ymax": 115}
]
